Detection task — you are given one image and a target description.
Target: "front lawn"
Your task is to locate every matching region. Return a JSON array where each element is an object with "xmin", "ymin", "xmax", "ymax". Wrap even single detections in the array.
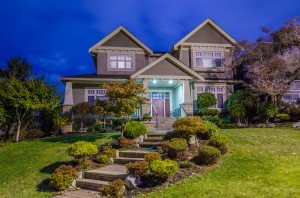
[
  {"xmin": 147, "ymin": 128, "xmax": 300, "ymax": 198},
  {"xmin": 0, "ymin": 132, "xmax": 119, "ymax": 198}
]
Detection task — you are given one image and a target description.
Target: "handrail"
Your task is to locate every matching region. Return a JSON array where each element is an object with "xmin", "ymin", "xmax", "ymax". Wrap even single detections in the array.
[
  {"xmin": 179, "ymin": 104, "xmax": 191, "ymax": 117},
  {"xmin": 150, "ymin": 103, "xmax": 159, "ymax": 128}
]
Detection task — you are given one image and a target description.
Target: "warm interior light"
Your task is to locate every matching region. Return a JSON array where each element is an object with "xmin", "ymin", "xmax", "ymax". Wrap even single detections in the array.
[
  {"xmin": 169, "ymin": 80, "xmax": 173, "ymax": 84},
  {"xmin": 153, "ymin": 80, "xmax": 157, "ymax": 84}
]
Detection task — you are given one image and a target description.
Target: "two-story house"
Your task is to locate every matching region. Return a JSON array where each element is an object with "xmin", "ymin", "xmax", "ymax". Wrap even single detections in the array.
[{"xmin": 60, "ymin": 18, "xmax": 240, "ymax": 118}]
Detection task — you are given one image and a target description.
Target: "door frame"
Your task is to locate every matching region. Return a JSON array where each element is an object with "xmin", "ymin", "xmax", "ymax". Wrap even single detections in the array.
[{"xmin": 149, "ymin": 89, "xmax": 173, "ymax": 117}]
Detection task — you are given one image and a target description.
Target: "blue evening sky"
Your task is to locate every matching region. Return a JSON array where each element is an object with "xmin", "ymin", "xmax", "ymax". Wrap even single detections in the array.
[{"xmin": 0, "ymin": 0, "xmax": 299, "ymax": 88}]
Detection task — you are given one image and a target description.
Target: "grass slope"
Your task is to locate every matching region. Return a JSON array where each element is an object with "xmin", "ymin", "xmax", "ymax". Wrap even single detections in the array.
[
  {"xmin": 147, "ymin": 128, "xmax": 300, "ymax": 198},
  {"xmin": 0, "ymin": 133, "xmax": 119, "ymax": 198}
]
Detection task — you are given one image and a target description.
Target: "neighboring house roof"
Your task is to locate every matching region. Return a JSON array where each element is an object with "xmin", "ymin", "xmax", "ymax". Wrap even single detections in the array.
[
  {"xmin": 173, "ymin": 18, "xmax": 238, "ymax": 50},
  {"xmin": 131, "ymin": 53, "xmax": 205, "ymax": 80},
  {"xmin": 89, "ymin": 26, "xmax": 153, "ymax": 54},
  {"xmin": 60, "ymin": 73, "xmax": 130, "ymax": 82}
]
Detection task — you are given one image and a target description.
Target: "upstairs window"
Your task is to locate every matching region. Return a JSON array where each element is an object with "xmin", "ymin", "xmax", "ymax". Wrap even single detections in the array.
[
  {"xmin": 109, "ymin": 55, "xmax": 134, "ymax": 69},
  {"xmin": 289, "ymin": 81, "xmax": 300, "ymax": 91},
  {"xmin": 194, "ymin": 51, "xmax": 223, "ymax": 68},
  {"xmin": 86, "ymin": 89, "xmax": 107, "ymax": 105}
]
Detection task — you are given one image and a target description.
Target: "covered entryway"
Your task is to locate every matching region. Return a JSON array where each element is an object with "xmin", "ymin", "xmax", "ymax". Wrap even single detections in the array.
[{"xmin": 150, "ymin": 92, "xmax": 170, "ymax": 117}]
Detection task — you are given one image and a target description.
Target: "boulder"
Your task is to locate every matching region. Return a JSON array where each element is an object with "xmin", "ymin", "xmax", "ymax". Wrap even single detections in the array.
[{"xmin": 125, "ymin": 174, "xmax": 141, "ymax": 190}]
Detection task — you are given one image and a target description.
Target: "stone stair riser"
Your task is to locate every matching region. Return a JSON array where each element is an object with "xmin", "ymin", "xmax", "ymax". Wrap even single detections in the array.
[
  {"xmin": 84, "ymin": 172, "xmax": 128, "ymax": 182},
  {"xmin": 114, "ymin": 158, "xmax": 144, "ymax": 164},
  {"xmin": 76, "ymin": 180, "xmax": 108, "ymax": 191}
]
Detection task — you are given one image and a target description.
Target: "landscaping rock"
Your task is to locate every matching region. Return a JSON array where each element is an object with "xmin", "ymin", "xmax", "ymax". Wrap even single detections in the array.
[
  {"xmin": 189, "ymin": 135, "xmax": 197, "ymax": 145},
  {"xmin": 125, "ymin": 174, "xmax": 141, "ymax": 190},
  {"xmin": 134, "ymin": 135, "xmax": 144, "ymax": 144}
]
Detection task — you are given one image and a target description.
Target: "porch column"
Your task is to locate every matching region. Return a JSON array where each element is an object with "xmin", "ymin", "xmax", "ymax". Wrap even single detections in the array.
[
  {"xmin": 141, "ymin": 79, "xmax": 151, "ymax": 116},
  {"xmin": 182, "ymin": 80, "xmax": 193, "ymax": 116},
  {"xmin": 63, "ymin": 82, "xmax": 74, "ymax": 113}
]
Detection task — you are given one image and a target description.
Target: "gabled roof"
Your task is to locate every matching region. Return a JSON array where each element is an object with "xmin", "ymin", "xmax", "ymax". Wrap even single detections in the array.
[
  {"xmin": 173, "ymin": 18, "xmax": 238, "ymax": 50},
  {"xmin": 89, "ymin": 26, "xmax": 153, "ymax": 54},
  {"xmin": 131, "ymin": 53, "xmax": 205, "ymax": 80}
]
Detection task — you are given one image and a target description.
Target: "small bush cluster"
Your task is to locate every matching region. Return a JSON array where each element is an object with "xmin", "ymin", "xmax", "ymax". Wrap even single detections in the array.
[
  {"xmin": 26, "ymin": 129, "xmax": 45, "ymax": 139},
  {"xmin": 77, "ymin": 157, "xmax": 92, "ymax": 169},
  {"xmin": 275, "ymin": 113, "xmax": 290, "ymax": 122},
  {"xmin": 99, "ymin": 179, "xmax": 125, "ymax": 198},
  {"xmin": 149, "ymin": 159, "xmax": 179, "ymax": 178},
  {"xmin": 96, "ymin": 154, "xmax": 110, "ymax": 164},
  {"xmin": 118, "ymin": 137, "xmax": 135, "ymax": 149},
  {"xmin": 196, "ymin": 146, "xmax": 221, "ymax": 165},
  {"xmin": 197, "ymin": 92, "xmax": 217, "ymax": 109},
  {"xmin": 209, "ymin": 134, "xmax": 228, "ymax": 154},
  {"xmin": 50, "ymin": 165, "xmax": 78, "ymax": 191},
  {"xmin": 103, "ymin": 145, "xmax": 116, "ymax": 158},
  {"xmin": 172, "ymin": 117, "xmax": 208, "ymax": 136},
  {"xmin": 198, "ymin": 120, "xmax": 221, "ymax": 139},
  {"xmin": 142, "ymin": 113, "xmax": 152, "ymax": 121},
  {"xmin": 127, "ymin": 161, "xmax": 149, "ymax": 176},
  {"xmin": 163, "ymin": 130, "xmax": 191, "ymax": 141},
  {"xmin": 145, "ymin": 152, "xmax": 161, "ymax": 163},
  {"xmin": 162, "ymin": 138, "xmax": 188, "ymax": 159},
  {"xmin": 67, "ymin": 141, "xmax": 98, "ymax": 159},
  {"xmin": 198, "ymin": 109, "xmax": 220, "ymax": 117},
  {"xmin": 124, "ymin": 121, "xmax": 146, "ymax": 139},
  {"xmin": 179, "ymin": 161, "xmax": 196, "ymax": 169}
]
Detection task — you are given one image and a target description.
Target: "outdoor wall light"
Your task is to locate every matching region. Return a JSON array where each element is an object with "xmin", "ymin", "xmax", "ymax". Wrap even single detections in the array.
[
  {"xmin": 169, "ymin": 80, "xmax": 173, "ymax": 84},
  {"xmin": 153, "ymin": 79, "xmax": 157, "ymax": 84}
]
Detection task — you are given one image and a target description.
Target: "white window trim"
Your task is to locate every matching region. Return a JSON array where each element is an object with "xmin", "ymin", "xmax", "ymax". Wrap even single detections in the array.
[
  {"xmin": 107, "ymin": 53, "xmax": 135, "ymax": 71},
  {"xmin": 192, "ymin": 50, "xmax": 223, "ymax": 69},
  {"xmin": 85, "ymin": 88, "xmax": 107, "ymax": 104},
  {"xmin": 194, "ymin": 85, "xmax": 226, "ymax": 109}
]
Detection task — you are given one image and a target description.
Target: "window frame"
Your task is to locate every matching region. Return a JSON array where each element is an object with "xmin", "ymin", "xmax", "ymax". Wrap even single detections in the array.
[
  {"xmin": 107, "ymin": 53, "xmax": 135, "ymax": 71},
  {"xmin": 86, "ymin": 89, "xmax": 108, "ymax": 105},
  {"xmin": 195, "ymin": 85, "xmax": 225, "ymax": 109},
  {"xmin": 193, "ymin": 51, "xmax": 223, "ymax": 68}
]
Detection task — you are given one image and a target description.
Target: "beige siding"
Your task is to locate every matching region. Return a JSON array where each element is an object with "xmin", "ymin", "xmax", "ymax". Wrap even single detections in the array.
[
  {"xmin": 72, "ymin": 88, "xmax": 85, "ymax": 105},
  {"xmin": 96, "ymin": 53, "xmax": 146, "ymax": 75},
  {"xmin": 186, "ymin": 24, "xmax": 230, "ymax": 44},
  {"xmin": 142, "ymin": 59, "xmax": 189, "ymax": 76},
  {"xmin": 180, "ymin": 50, "xmax": 190, "ymax": 67},
  {"xmin": 102, "ymin": 30, "xmax": 141, "ymax": 48}
]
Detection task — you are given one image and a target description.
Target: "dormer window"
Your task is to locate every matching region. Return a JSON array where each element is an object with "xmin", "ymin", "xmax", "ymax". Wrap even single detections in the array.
[
  {"xmin": 108, "ymin": 54, "xmax": 134, "ymax": 70},
  {"xmin": 194, "ymin": 51, "xmax": 223, "ymax": 68}
]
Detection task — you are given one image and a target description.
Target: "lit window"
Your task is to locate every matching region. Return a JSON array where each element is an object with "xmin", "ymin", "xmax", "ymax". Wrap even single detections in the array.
[
  {"xmin": 109, "ymin": 55, "xmax": 134, "ymax": 69},
  {"xmin": 87, "ymin": 89, "xmax": 107, "ymax": 105},
  {"xmin": 194, "ymin": 51, "xmax": 223, "ymax": 68}
]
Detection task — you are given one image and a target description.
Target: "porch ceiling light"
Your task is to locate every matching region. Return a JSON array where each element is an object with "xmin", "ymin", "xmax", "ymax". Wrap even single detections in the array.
[
  {"xmin": 169, "ymin": 80, "xmax": 173, "ymax": 84},
  {"xmin": 153, "ymin": 79, "xmax": 157, "ymax": 84}
]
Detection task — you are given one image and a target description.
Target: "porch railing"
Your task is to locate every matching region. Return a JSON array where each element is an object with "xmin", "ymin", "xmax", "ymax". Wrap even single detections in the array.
[
  {"xmin": 131, "ymin": 107, "xmax": 141, "ymax": 119},
  {"xmin": 151, "ymin": 103, "xmax": 158, "ymax": 128}
]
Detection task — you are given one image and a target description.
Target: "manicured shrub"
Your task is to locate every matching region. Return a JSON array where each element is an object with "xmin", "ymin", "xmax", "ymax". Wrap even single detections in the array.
[
  {"xmin": 149, "ymin": 159, "xmax": 179, "ymax": 178},
  {"xmin": 275, "ymin": 113, "xmax": 290, "ymax": 122},
  {"xmin": 26, "ymin": 129, "xmax": 44, "ymax": 139},
  {"xmin": 209, "ymin": 134, "xmax": 228, "ymax": 154},
  {"xmin": 145, "ymin": 152, "xmax": 161, "ymax": 163},
  {"xmin": 124, "ymin": 121, "xmax": 146, "ymax": 139},
  {"xmin": 196, "ymin": 146, "xmax": 221, "ymax": 165},
  {"xmin": 162, "ymin": 138, "xmax": 188, "ymax": 159},
  {"xmin": 67, "ymin": 141, "xmax": 98, "ymax": 159},
  {"xmin": 257, "ymin": 101, "xmax": 277, "ymax": 123},
  {"xmin": 118, "ymin": 137, "xmax": 135, "ymax": 148},
  {"xmin": 99, "ymin": 179, "xmax": 125, "ymax": 198},
  {"xmin": 179, "ymin": 161, "xmax": 196, "ymax": 169},
  {"xmin": 96, "ymin": 154, "xmax": 110, "ymax": 165},
  {"xmin": 163, "ymin": 130, "xmax": 191, "ymax": 141},
  {"xmin": 198, "ymin": 120, "xmax": 221, "ymax": 140},
  {"xmin": 77, "ymin": 157, "xmax": 92, "ymax": 169},
  {"xmin": 172, "ymin": 117, "xmax": 208, "ymax": 136},
  {"xmin": 50, "ymin": 165, "xmax": 78, "ymax": 191},
  {"xmin": 103, "ymin": 145, "xmax": 116, "ymax": 158},
  {"xmin": 142, "ymin": 113, "xmax": 152, "ymax": 121},
  {"xmin": 127, "ymin": 161, "xmax": 149, "ymax": 176},
  {"xmin": 198, "ymin": 109, "xmax": 220, "ymax": 117},
  {"xmin": 197, "ymin": 92, "xmax": 217, "ymax": 109}
]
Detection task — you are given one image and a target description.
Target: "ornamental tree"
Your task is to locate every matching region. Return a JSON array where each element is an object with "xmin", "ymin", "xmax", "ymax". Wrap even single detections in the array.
[
  {"xmin": 197, "ymin": 92, "xmax": 217, "ymax": 109},
  {"xmin": 70, "ymin": 102, "xmax": 92, "ymax": 132},
  {"xmin": 99, "ymin": 79, "xmax": 148, "ymax": 137}
]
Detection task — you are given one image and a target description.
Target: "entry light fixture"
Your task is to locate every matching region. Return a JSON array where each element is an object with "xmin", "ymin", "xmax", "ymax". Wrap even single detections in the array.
[
  {"xmin": 153, "ymin": 79, "xmax": 157, "ymax": 84},
  {"xmin": 168, "ymin": 80, "xmax": 173, "ymax": 84}
]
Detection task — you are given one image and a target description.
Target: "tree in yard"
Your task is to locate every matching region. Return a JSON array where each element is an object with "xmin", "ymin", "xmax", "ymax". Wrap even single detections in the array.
[
  {"xmin": 0, "ymin": 56, "xmax": 34, "ymax": 80},
  {"xmin": 99, "ymin": 79, "xmax": 148, "ymax": 137},
  {"xmin": 233, "ymin": 17, "xmax": 300, "ymax": 107},
  {"xmin": 70, "ymin": 102, "xmax": 92, "ymax": 132},
  {"xmin": 0, "ymin": 77, "xmax": 61, "ymax": 142},
  {"xmin": 0, "ymin": 102, "xmax": 6, "ymax": 126}
]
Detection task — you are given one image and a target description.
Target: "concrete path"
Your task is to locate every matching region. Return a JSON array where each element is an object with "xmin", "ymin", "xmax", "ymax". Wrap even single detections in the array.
[{"xmin": 54, "ymin": 189, "xmax": 101, "ymax": 198}]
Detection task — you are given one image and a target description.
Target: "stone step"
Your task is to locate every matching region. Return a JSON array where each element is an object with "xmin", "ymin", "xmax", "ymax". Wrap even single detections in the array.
[
  {"xmin": 76, "ymin": 179, "xmax": 109, "ymax": 191},
  {"xmin": 147, "ymin": 133, "xmax": 165, "ymax": 138},
  {"xmin": 85, "ymin": 170, "xmax": 128, "ymax": 182},
  {"xmin": 139, "ymin": 142, "xmax": 161, "ymax": 148},
  {"xmin": 143, "ymin": 137, "xmax": 163, "ymax": 142},
  {"xmin": 119, "ymin": 150, "xmax": 146, "ymax": 158},
  {"xmin": 113, "ymin": 157, "xmax": 144, "ymax": 164}
]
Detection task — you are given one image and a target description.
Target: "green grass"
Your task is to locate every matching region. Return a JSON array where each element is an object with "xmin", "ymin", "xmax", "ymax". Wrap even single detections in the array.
[
  {"xmin": 0, "ymin": 132, "xmax": 119, "ymax": 198},
  {"xmin": 147, "ymin": 128, "xmax": 300, "ymax": 198}
]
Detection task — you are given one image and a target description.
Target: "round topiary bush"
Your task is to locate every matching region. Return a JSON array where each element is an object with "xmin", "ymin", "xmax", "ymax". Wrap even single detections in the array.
[
  {"xmin": 96, "ymin": 154, "xmax": 111, "ymax": 164},
  {"xmin": 145, "ymin": 152, "xmax": 161, "ymax": 163},
  {"xmin": 197, "ymin": 92, "xmax": 217, "ymax": 109},
  {"xmin": 67, "ymin": 141, "xmax": 98, "ymax": 159},
  {"xmin": 172, "ymin": 117, "xmax": 208, "ymax": 137},
  {"xmin": 162, "ymin": 138, "xmax": 188, "ymax": 159},
  {"xmin": 149, "ymin": 159, "xmax": 178, "ymax": 178},
  {"xmin": 196, "ymin": 146, "xmax": 221, "ymax": 165},
  {"xmin": 50, "ymin": 165, "xmax": 78, "ymax": 191},
  {"xmin": 198, "ymin": 120, "xmax": 221, "ymax": 140},
  {"xmin": 124, "ymin": 121, "xmax": 146, "ymax": 139},
  {"xmin": 127, "ymin": 161, "xmax": 149, "ymax": 176},
  {"xmin": 100, "ymin": 179, "xmax": 125, "ymax": 198},
  {"xmin": 209, "ymin": 134, "xmax": 228, "ymax": 154}
]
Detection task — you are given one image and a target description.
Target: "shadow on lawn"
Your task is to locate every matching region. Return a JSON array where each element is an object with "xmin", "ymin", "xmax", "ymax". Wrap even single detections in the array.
[
  {"xmin": 41, "ymin": 132, "xmax": 120, "ymax": 144},
  {"xmin": 36, "ymin": 178, "xmax": 56, "ymax": 192}
]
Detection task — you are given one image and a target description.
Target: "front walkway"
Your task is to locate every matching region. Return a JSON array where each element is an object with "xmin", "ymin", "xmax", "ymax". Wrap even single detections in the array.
[{"xmin": 54, "ymin": 189, "xmax": 101, "ymax": 198}]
